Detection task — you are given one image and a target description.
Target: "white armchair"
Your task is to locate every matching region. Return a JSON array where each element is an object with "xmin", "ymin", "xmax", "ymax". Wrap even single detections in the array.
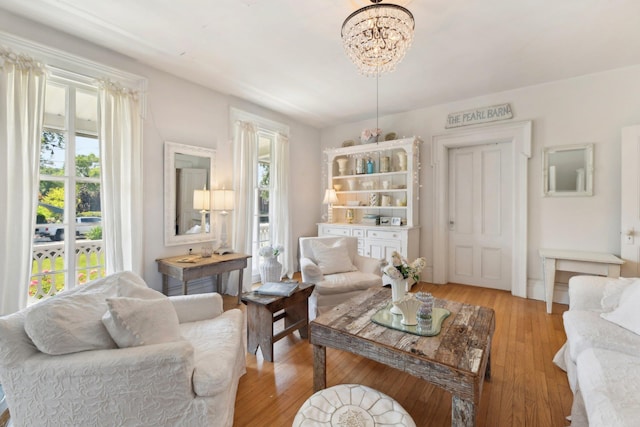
[
  {"xmin": 299, "ymin": 236, "xmax": 384, "ymax": 319},
  {"xmin": 0, "ymin": 271, "xmax": 245, "ymax": 427}
]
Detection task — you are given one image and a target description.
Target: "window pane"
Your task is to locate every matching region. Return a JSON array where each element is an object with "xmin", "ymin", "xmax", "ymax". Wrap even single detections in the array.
[
  {"xmin": 37, "ymin": 181, "xmax": 64, "ymax": 224},
  {"xmin": 76, "ymin": 182, "xmax": 101, "ymax": 216},
  {"xmin": 43, "ymin": 83, "xmax": 66, "ymax": 129},
  {"xmin": 76, "ymin": 135, "xmax": 100, "ymax": 178},
  {"xmin": 259, "ymin": 189, "xmax": 269, "ymax": 218},
  {"xmin": 39, "ymin": 130, "xmax": 66, "ymax": 176},
  {"xmin": 76, "ymin": 90, "xmax": 98, "ymax": 134}
]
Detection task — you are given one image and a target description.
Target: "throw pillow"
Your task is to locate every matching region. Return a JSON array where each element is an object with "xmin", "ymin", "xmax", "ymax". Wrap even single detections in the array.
[
  {"xmin": 309, "ymin": 238, "xmax": 357, "ymax": 275},
  {"xmin": 102, "ymin": 296, "xmax": 182, "ymax": 348},
  {"xmin": 24, "ymin": 271, "xmax": 163, "ymax": 355},
  {"xmin": 601, "ymin": 282, "xmax": 640, "ymax": 335},
  {"xmin": 601, "ymin": 277, "xmax": 638, "ymax": 312},
  {"xmin": 25, "ymin": 291, "xmax": 118, "ymax": 355}
]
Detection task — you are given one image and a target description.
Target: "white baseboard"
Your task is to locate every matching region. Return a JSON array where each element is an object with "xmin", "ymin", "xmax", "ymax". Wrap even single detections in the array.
[{"xmin": 527, "ymin": 279, "xmax": 569, "ymax": 305}]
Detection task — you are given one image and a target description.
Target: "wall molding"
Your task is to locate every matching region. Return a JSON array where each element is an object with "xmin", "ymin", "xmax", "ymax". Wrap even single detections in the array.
[{"xmin": 431, "ymin": 120, "xmax": 532, "ymax": 298}]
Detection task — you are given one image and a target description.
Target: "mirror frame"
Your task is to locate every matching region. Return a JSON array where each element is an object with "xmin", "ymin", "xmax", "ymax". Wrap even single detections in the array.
[
  {"xmin": 543, "ymin": 143, "xmax": 594, "ymax": 197},
  {"xmin": 164, "ymin": 141, "xmax": 216, "ymax": 246}
]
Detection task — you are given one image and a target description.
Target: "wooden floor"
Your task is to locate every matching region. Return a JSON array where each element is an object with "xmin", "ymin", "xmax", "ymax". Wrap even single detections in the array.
[{"xmin": 226, "ymin": 281, "xmax": 573, "ymax": 427}]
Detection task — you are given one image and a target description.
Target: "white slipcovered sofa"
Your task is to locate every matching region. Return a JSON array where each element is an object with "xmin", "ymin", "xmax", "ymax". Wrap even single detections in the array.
[
  {"xmin": 299, "ymin": 236, "xmax": 384, "ymax": 319},
  {"xmin": 554, "ymin": 275, "xmax": 640, "ymax": 426},
  {"xmin": 0, "ymin": 271, "xmax": 246, "ymax": 427}
]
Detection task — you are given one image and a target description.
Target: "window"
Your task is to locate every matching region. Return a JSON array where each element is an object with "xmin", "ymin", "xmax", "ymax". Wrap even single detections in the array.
[
  {"xmin": 253, "ymin": 131, "xmax": 274, "ymax": 280},
  {"xmin": 30, "ymin": 78, "xmax": 105, "ymax": 300}
]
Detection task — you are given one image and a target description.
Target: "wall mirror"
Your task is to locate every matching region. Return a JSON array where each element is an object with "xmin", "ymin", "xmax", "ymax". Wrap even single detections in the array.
[
  {"xmin": 543, "ymin": 143, "xmax": 593, "ymax": 197},
  {"xmin": 164, "ymin": 141, "xmax": 216, "ymax": 246}
]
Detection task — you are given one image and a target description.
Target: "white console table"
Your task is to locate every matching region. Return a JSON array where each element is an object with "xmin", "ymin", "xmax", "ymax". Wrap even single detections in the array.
[{"xmin": 539, "ymin": 249, "xmax": 624, "ymax": 314}]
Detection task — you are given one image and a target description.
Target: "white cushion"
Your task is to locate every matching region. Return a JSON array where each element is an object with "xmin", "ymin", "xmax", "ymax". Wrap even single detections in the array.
[
  {"xmin": 564, "ymin": 310, "xmax": 640, "ymax": 363},
  {"xmin": 601, "ymin": 277, "xmax": 638, "ymax": 312},
  {"xmin": 102, "ymin": 296, "xmax": 182, "ymax": 348},
  {"xmin": 25, "ymin": 291, "xmax": 117, "ymax": 355},
  {"xmin": 601, "ymin": 282, "xmax": 640, "ymax": 335},
  {"xmin": 313, "ymin": 271, "xmax": 382, "ymax": 296},
  {"xmin": 24, "ymin": 271, "xmax": 159, "ymax": 355},
  {"xmin": 577, "ymin": 348, "xmax": 640, "ymax": 427},
  {"xmin": 309, "ymin": 238, "xmax": 357, "ymax": 275}
]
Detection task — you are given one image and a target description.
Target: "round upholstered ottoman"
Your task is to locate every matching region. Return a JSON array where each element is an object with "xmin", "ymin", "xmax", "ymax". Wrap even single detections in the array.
[{"xmin": 293, "ymin": 384, "xmax": 416, "ymax": 427}]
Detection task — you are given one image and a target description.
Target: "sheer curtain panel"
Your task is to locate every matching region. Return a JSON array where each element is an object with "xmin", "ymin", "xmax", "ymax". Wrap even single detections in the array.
[
  {"xmin": 231, "ymin": 120, "xmax": 257, "ymax": 294},
  {"xmin": 271, "ymin": 132, "xmax": 293, "ymax": 278},
  {"xmin": 98, "ymin": 81, "xmax": 143, "ymax": 276},
  {"xmin": 0, "ymin": 49, "xmax": 46, "ymax": 315}
]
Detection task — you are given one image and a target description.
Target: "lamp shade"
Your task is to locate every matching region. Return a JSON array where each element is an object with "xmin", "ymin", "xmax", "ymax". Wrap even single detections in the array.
[
  {"xmin": 213, "ymin": 189, "xmax": 235, "ymax": 211},
  {"xmin": 193, "ymin": 189, "xmax": 210, "ymax": 211},
  {"xmin": 323, "ymin": 189, "xmax": 339, "ymax": 204}
]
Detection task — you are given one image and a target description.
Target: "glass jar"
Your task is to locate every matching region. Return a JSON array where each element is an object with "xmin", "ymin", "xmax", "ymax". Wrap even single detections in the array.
[{"xmin": 380, "ymin": 156, "xmax": 390, "ymax": 173}]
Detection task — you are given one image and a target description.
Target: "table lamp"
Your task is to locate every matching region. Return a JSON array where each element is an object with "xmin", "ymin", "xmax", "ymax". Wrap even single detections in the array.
[
  {"xmin": 193, "ymin": 186, "xmax": 210, "ymax": 234},
  {"xmin": 213, "ymin": 188, "xmax": 235, "ymax": 254},
  {"xmin": 323, "ymin": 188, "xmax": 339, "ymax": 223}
]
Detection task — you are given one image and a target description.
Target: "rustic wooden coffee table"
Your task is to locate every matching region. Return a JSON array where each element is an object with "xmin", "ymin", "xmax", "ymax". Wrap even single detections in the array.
[{"xmin": 310, "ymin": 286, "xmax": 495, "ymax": 427}]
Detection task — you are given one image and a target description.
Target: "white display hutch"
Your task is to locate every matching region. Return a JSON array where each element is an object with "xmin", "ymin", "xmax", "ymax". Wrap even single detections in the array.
[{"xmin": 318, "ymin": 137, "xmax": 421, "ymax": 272}]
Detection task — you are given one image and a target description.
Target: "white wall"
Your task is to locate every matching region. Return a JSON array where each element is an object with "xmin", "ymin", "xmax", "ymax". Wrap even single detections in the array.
[
  {"xmin": 0, "ymin": 10, "xmax": 321, "ymax": 291},
  {"xmin": 321, "ymin": 66, "xmax": 640, "ymax": 299}
]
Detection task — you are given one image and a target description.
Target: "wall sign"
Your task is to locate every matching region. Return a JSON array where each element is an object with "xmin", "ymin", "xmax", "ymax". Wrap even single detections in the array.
[{"xmin": 446, "ymin": 103, "xmax": 513, "ymax": 129}]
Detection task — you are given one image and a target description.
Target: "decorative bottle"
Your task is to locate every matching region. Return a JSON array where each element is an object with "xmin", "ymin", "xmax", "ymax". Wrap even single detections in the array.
[{"xmin": 366, "ymin": 158, "xmax": 374, "ymax": 174}]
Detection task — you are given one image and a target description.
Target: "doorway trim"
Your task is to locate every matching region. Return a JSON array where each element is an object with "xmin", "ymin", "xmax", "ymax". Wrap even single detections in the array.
[{"xmin": 431, "ymin": 120, "xmax": 532, "ymax": 297}]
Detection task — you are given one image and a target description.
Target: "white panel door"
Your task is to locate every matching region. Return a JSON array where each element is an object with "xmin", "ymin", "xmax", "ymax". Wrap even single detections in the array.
[
  {"xmin": 621, "ymin": 126, "xmax": 640, "ymax": 277},
  {"xmin": 448, "ymin": 143, "xmax": 512, "ymax": 290}
]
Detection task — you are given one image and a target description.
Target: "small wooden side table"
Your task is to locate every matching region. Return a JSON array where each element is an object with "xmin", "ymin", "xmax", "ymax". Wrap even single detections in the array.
[
  {"xmin": 539, "ymin": 249, "xmax": 624, "ymax": 314},
  {"xmin": 241, "ymin": 283, "xmax": 315, "ymax": 362},
  {"xmin": 156, "ymin": 252, "xmax": 251, "ymax": 305}
]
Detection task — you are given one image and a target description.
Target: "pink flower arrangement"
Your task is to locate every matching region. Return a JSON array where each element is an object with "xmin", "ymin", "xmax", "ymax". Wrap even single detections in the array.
[{"xmin": 360, "ymin": 128, "xmax": 382, "ymax": 143}]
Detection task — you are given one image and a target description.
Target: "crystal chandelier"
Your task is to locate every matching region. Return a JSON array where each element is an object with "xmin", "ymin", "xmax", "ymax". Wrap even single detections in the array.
[{"xmin": 341, "ymin": 0, "xmax": 415, "ymax": 76}]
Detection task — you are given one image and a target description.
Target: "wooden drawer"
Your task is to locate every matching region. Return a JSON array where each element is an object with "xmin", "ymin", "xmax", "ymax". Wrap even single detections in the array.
[
  {"xmin": 366, "ymin": 229, "xmax": 402, "ymax": 240},
  {"xmin": 321, "ymin": 226, "xmax": 350, "ymax": 237},
  {"xmin": 352, "ymin": 229, "xmax": 365, "ymax": 238}
]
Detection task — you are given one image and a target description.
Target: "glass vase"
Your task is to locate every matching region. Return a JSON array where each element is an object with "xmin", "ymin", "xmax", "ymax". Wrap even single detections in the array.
[{"xmin": 260, "ymin": 256, "xmax": 282, "ymax": 284}]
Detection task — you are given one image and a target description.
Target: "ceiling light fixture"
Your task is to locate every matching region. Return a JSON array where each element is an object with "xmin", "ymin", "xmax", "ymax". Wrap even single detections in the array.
[{"xmin": 341, "ymin": 0, "xmax": 415, "ymax": 76}]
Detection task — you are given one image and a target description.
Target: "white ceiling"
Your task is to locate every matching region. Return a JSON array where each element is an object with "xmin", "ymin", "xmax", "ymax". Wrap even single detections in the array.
[{"xmin": 2, "ymin": 0, "xmax": 640, "ymax": 129}]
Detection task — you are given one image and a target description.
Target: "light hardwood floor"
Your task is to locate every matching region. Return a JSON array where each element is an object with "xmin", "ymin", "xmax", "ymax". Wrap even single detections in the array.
[{"xmin": 227, "ymin": 281, "xmax": 573, "ymax": 427}]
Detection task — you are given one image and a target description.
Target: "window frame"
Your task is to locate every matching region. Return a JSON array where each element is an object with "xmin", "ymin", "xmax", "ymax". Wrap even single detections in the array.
[{"xmin": 34, "ymin": 77, "xmax": 102, "ymax": 294}]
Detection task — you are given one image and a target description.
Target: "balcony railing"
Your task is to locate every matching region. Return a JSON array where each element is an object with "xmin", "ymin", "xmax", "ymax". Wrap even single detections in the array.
[{"xmin": 30, "ymin": 240, "xmax": 106, "ymax": 303}]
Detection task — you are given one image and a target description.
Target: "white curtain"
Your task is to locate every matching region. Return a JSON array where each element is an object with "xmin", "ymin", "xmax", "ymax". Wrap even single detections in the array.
[
  {"xmin": 98, "ymin": 81, "xmax": 143, "ymax": 276},
  {"xmin": 231, "ymin": 120, "xmax": 257, "ymax": 294},
  {"xmin": 0, "ymin": 49, "xmax": 46, "ymax": 315},
  {"xmin": 271, "ymin": 132, "xmax": 293, "ymax": 278}
]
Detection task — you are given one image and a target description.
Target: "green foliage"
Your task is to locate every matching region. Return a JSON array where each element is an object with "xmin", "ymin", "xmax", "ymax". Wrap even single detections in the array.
[
  {"xmin": 258, "ymin": 161, "xmax": 270, "ymax": 202},
  {"xmin": 75, "ymin": 153, "xmax": 100, "ymax": 178},
  {"xmin": 40, "ymin": 130, "xmax": 65, "ymax": 168},
  {"xmin": 36, "ymin": 208, "xmax": 50, "ymax": 222},
  {"xmin": 42, "ymin": 187, "xmax": 65, "ymax": 208},
  {"xmin": 85, "ymin": 226, "xmax": 102, "ymax": 240}
]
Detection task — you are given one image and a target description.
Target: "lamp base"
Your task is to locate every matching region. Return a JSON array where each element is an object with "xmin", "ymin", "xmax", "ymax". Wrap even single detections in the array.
[{"xmin": 215, "ymin": 246, "xmax": 233, "ymax": 255}]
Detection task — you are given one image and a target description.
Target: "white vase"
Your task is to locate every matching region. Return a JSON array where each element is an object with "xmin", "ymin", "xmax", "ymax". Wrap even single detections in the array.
[
  {"xmin": 260, "ymin": 257, "xmax": 283, "ymax": 283},
  {"xmin": 389, "ymin": 278, "xmax": 409, "ymax": 315},
  {"xmin": 393, "ymin": 295, "xmax": 422, "ymax": 325}
]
